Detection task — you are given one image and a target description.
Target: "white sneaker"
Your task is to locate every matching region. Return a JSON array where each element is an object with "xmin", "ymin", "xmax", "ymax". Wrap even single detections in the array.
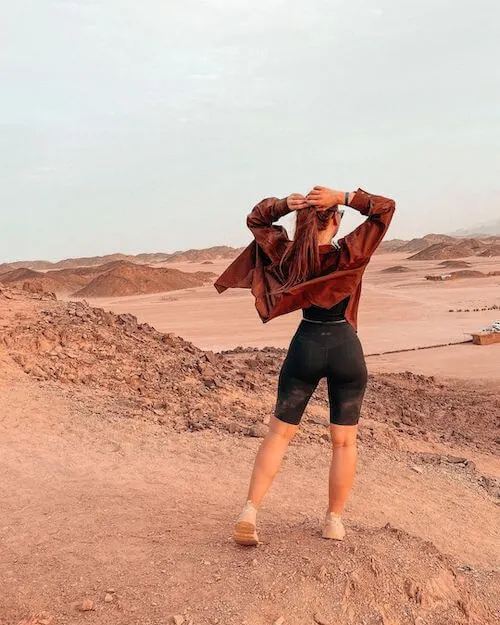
[
  {"xmin": 322, "ymin": 511, "xmax": 346, "ymax": 540},
  {"xmin": 233, "ymin": 500, "xmax": 259, "ymax": 546}
]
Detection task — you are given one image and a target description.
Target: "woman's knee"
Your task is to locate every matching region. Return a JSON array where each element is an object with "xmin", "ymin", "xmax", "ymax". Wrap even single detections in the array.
[
  {"xmin": 268, "ymin": 415, "xmax": 299, "ymax": 442},
  {"xmin": 330, "ymin": 424, "xmax": 358, "ymax": 449}
]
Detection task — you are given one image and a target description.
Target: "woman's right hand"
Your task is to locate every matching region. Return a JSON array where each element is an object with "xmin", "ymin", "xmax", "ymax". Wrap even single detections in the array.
[{"xmin": 286, "ymin": 193, "xmax": 310, "ymax": 211}]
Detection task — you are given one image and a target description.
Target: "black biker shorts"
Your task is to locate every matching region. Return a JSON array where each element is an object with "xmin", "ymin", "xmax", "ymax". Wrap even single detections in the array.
[{"xmin": 274, "ymin": 319, "xmax": 368, "ymax": 426}]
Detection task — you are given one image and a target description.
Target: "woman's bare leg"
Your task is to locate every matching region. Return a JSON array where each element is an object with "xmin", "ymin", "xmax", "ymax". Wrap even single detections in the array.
[
  {"xmin": 327, "ymin": 424, "xmax": 358, "ymax": 514},
  {"xmin": 234, "ymin": 416, "xmax": 298, "ymax": 544},
  {"xmin": 246, "ymin": 416, "xmax": 299, "ymax": 507}
]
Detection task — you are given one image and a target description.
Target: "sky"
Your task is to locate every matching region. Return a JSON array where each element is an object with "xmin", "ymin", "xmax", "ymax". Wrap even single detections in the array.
[{"xmin": 1, "ymin": 0, "xmax": 499, "ymax": 263}]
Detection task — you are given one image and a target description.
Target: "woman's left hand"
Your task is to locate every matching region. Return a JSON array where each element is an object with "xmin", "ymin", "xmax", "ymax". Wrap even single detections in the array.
[
  {"xmin": 306, "ymin": 186, "xmax": 343, "ymax": 210},
  {"xmin": 286, "ymin": 193, "xmax": 310, "ymax": 211}
]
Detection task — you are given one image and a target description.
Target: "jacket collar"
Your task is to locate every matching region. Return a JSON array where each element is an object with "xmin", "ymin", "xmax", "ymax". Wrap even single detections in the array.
[{"xmin": 318, "ymin": 240, "xmax": 340, "ymax": 253}]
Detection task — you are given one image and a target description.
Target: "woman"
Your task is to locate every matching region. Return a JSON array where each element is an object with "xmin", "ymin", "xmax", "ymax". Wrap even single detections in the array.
[{"xmin": 214, "ymin": 185, "xmax": 396, "ymax": 546}]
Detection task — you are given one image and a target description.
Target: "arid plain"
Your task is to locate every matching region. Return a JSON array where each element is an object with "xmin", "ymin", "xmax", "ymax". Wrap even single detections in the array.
[
  {"xmin": 81, "ymin": 251, "xmax": 500, "ymax": 381},
  {"xmin": 1, "ymin": 242, "xmax": 499, "ymax": 625}
]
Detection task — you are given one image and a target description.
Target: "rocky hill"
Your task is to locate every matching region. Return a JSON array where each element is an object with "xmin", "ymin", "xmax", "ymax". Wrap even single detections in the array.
[
  {"xmin": 1, "ymin": 284, "xmax": 497, "ymax": 459},
  {"xmin": 0, "ymin": 246, "xmax": 244, "ymax": 274},
  {"xmin": 479, "ymin": 243, "xmax": 500, "ymax": 257},
  {"xmin": 408, "ymin": 239, "xmax": 496, "ymax": 261},
  {"xmin": 72, "ymin": 261, "xmax": 216, "ymax": 297},
  {"xmin": 4, "ymin": 233, "xmax": 500, "ymax": 276},
  {"xmin": 0, "ymin": 260, "xmax": 215, "ymax": 298},
  {"xmin": 378, "ymin": 233, "xmax": 500, "ymax": 258},
  {"xmin": 377, "ymin": 234, "xmax": 456, "ymax": 254}
]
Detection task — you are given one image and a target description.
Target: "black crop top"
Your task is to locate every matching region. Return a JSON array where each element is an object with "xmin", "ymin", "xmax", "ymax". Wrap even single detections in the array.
[{"xmin": 302, "ymin": 296, "xmax": 350, "ymax": 322}]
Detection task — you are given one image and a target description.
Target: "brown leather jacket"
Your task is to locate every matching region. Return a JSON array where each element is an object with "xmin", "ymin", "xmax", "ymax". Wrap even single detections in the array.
[{"xmin": 213, "ymin": 188, "xmax": 396, "ymax": 330}]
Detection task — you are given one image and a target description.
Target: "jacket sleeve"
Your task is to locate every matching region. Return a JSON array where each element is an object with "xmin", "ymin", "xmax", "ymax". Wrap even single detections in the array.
[
  {"xmin": 338, "ymin": 188, "xmax": 396, "ymax": 269},
  {"xmin": 246, "ymin": 197, "xmax": 292, "ymax": 263}
]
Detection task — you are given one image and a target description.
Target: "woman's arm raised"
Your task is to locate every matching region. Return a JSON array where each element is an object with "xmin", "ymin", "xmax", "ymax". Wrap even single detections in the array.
[
  {"xmin": 307, "ymin": 185, "xmax": 395, "ymax": 266},
  {"xmin": 246, "ymin": 194, "xmax": 307, "ymax": 262},
  {"xmin": 306, "ymin": 186, "xmax": 355, "ymax": 209},
  {"xmin": 339, "ymin": 188, "xmax": 396, "ymax": 268}
]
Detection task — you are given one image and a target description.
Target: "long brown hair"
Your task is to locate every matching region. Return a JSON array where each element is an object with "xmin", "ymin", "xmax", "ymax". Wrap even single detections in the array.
[{"xmin": 275, "ymin": 206, "xmax": 337, "ymax": 292}]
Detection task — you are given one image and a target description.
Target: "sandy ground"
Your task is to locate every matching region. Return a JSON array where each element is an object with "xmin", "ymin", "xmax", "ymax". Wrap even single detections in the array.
[
  {"xmin": 79, "ymin": 252, "xmax": 500, "ymax": 381},
  {"xmin": 1, "ymin": 277, "xmax": 499, "ymax": 625},
  {"xmin": 1, "ymin": 367, "xmax": 498, "ymax": 625}
]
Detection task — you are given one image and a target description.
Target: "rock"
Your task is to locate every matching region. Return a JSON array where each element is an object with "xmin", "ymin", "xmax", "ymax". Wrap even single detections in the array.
[
  {"xmin": 445, "ymin": 455, "xmax": 468, "ymax": 465},
  {"xmin": 313, "ymin": 614, "xmax": 330, "ymax": 625},
  {"xmin": 78, "ymin": 598, "xmax": 95, "ymax": 611},
  {"xmin": 248, "ymin": 423, "xmax": 268, "ymax": 438},
  {"xmin": 171, "ymin": 616, "xmax": 184, "ymax": 625},
  {"xmin": 205, "ymin": 351, "xmax": 218, "ymax": 365},
  {"xmin": 202, "ymin": 376, "xmax": 217, "ymax": 389},
  {"xmin": 404, "ymin": 578, "xmax": 419, "ymax": 600},
  {"xmin": 16, "ymin": 612, "xmax": 53, "ymax": 625},
  {"xmin": 226, "ymin": 422, "xmax": 245, "ymax": 434},
  {"xmin": 273, "ymin": 617, "xmax": 285, "ymax": 625},
  {"xmin": 104, "ymin": 593, "xmax": 114, "ymax": 602},
  {"xmin": 196, "ymin": 360, "xmax": 212, "ymax": 375},
  {"xmin": 410, "ymin": 465, "xmax": 423, "ymax": 474},
  {"xmin": 369, "ymin": 555, "xmax": 382, "ymax": 577},
  {"xmin": 316, "ymin": 565, "xmax": 328, "ymax": 581}
]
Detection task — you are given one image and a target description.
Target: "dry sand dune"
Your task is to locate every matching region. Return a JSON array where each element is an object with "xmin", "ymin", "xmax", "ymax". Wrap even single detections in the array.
[
  {"xmin": 380, "ymin": 265, "xmax": 411, "ymax": 273},
  {"xmin": 449, "ymin": 270, "xmax": 487, "ymax": 279},
  {"xmin": 439, "ymin": 260, "xmax": 471, "ymax": 268},
  {"xmin": 0, "ymin": 285, "xmax": 499, "ymax": 624},
  {"xmin": 425, "ymin": 269, "xmax": 500, "ymax": 281}
]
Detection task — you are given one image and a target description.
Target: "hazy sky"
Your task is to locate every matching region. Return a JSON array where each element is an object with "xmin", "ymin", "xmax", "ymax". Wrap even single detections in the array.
[{"xmin": 1, "ymin": 0, "xmax": 499, "ymax": 263}]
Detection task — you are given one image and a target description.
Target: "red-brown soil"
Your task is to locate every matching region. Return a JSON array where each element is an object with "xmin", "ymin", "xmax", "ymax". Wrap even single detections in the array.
[
  {"xmin": 376, "ymin": 238, "xmax": 408, "ymax": 253},
  {"xmin": 0, "ymin": 246, "xmax": 244, "ymax": 274},
  {"xmin": 479, "ymin": 244, "xmax": 500, "ymax": 257},
  {"xmin": 408, "ymin": 238, "xmax": 500, "ymax": 261},
  {"xmin": 439, "ymin": 260, "xmax": 471, "ymax": 268},
  {"xmin": 0, "ymin": 265, "xmax": 104, "ymax": 295},
  {"xmin": 167, "ymin": 246, "xmax": 245, "ymax": 263},
  {"xmin": 0, "ymin": 261, "xmax": 215, "ymax": 298},
  {"xmin": 1, "ymin": 285, "xmax": 498, "ymax": 625},
  {"xmin": 378, "ymin": 234, "xmax": 500, "ymax": 257},
  {"xmin": 391, "ymin": 234, "xmax": 456, "ymax": 255},
  {"xmin": 0, "ymin": 267, "xmax": 62, "ymax": 293},
  {"xmin": 425, "ymin": 269, "xmax": 499, "ymax": 281},
  {"xmin": 380, "ymin": 265, "xmax": 411, "ymax": 273},
  {"xmin": 449, "ymin": 270, "xmax": 487, "ymax": 279},
  {"xmin": 72, "ymin": 261, "xmax": 215, "ymax": 297}
]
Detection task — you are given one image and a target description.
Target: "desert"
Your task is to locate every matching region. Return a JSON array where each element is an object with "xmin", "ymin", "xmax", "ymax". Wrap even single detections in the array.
[
  {"xmin": 1, "ymin": 231, "xmax": 499, "ymax": 625},
  {"xmin": 4, "ymin": 3, "xmax": 500, "ymax": 622}
]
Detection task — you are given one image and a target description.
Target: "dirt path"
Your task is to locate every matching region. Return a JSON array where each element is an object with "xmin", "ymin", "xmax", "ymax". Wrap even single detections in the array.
[{"xmin": 1, "ymin": 369, "xmax": 498, "ymax": 625}]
